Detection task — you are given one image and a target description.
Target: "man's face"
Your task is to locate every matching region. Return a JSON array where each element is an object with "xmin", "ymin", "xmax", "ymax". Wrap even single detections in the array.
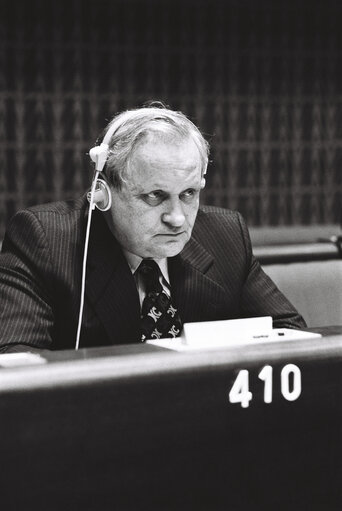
[{"xmin": 106, "ymin": 136, "xmax": 203, "ymax": 259}]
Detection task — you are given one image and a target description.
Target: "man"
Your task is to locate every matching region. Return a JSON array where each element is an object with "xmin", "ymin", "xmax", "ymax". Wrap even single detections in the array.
[{"xmin": 0, "ymin": 105, "xmax": 305, "ymax": 352}]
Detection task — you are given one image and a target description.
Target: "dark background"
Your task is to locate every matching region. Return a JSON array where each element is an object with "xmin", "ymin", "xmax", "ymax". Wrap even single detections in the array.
[{"xmin": 1, "ymin": 0, "xmax": 342, "ymax": 239}]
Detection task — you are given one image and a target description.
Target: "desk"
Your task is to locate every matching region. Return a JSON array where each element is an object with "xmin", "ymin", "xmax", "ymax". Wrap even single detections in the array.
[{"xmin": 0, "ymin": 327, "xmax": 342, "ymax": 510}]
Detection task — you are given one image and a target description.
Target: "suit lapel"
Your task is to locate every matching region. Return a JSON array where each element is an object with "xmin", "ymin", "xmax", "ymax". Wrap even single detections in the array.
[
  {"xmin": 83, "ymin": 208, "xmax": 227, "ymax": 340},
  {"xmin": 85, "ymin": 210, "xmax": 141, "ymax": 343},
  {"xmin": 169, "ymin": 237, "xmax": 227, "ymax": 323}
]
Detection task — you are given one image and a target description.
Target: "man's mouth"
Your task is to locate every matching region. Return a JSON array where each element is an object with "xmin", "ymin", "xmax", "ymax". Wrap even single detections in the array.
[{"xmin": 157, "ymin": 232, "xmax": 185, "ymax": 237}]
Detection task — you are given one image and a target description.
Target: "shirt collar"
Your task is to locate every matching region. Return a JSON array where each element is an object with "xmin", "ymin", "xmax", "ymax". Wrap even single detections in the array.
[{"xmin": 123, "ymin": 250, "xmax": 170, "ymax": 285}]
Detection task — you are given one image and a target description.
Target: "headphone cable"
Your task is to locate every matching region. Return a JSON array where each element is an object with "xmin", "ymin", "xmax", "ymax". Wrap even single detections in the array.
[{"xmin": 75, "ymin": 169, "xmax": 100, "ymax": 350}]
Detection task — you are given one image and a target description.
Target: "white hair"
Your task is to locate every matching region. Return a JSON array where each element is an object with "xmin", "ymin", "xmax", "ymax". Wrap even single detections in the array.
[{"xmin": 98, "ymin": 105, "xmax": 209, "ymax": 188}]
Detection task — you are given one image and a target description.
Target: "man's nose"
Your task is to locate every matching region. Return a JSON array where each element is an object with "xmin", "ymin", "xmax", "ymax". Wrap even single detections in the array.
[{"xmin": 162, "ymin": 200, "xmax": 185, "ymax": 228}]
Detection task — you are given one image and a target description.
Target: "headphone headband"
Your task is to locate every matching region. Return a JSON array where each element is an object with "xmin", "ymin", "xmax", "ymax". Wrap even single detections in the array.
[{"xmin": 89, "ymin": 110, "xmax": 208, "ymax": 175}]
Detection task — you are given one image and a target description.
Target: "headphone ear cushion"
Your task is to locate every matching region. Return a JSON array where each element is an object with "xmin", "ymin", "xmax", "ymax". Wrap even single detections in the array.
[{"xmin": 87, "ymin": 179, "xmax": 112, "ymax": 211}]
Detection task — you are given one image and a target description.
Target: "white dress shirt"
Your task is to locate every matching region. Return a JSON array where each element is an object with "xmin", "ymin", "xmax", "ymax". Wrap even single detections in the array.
[{"xmin": 123, "ymin": 250, "xmax": 171, "ymax": 308}]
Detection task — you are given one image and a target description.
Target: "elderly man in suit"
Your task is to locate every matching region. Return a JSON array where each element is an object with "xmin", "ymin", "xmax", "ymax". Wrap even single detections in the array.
[{"xmin": 0, "ymin": 105, "xmax": 305, "ymax": 352}]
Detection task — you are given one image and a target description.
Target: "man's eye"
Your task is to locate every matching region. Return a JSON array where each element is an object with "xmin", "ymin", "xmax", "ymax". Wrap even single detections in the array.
[
  {"xmin": 142, "ymin": 191, "xmax": 165, "ymax": 205},
  {"xmin": 180, "ymin": 189, "xmax": 197, "ymax": 201}
]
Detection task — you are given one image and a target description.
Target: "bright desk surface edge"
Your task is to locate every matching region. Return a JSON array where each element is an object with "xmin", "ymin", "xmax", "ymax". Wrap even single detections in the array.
[{"xmin": 0, "ymin": 326, "xmax": 341, "ymax": 393}]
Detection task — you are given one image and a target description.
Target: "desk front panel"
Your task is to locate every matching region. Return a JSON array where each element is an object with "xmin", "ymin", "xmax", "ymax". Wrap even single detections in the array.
[{"xmin": 0, "ymin": 331, "xmax": 341, "ymax": 510}]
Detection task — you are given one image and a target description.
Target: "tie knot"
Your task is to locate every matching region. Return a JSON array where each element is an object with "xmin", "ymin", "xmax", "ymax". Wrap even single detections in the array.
[{"xmin": 138, "ymin": 259, "xmax": 162, "ymax": 294}]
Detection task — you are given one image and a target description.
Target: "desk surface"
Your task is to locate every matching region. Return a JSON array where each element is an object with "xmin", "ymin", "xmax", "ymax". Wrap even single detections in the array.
[
  {"xmin": 0, "ymin": 325, "xmax": 341, "ymax": 391},
  {"xmin": 254, "ymin": 241, "xmax": 341, "ymax": 263},
  {"xmin": 0, "ymin": 326, "xmax": 342, "ymax": 510}
]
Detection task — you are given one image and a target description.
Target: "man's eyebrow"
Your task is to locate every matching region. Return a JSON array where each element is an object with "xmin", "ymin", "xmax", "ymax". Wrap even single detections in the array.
[{"xmin": 134, "ymin": 188, "xmax": 167, "ymax": 197}]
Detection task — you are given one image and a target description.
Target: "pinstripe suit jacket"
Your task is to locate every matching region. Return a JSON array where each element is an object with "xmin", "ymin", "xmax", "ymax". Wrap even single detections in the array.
[{"xmin": 0, "ymin": 197, "xmax": 305, "ymax": 351}]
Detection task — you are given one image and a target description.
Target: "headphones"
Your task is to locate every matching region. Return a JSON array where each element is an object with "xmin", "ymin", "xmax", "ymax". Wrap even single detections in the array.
[
  {"xmin": 87, "ymin": 123, "xmax": 117, "ymax": 211},
  {"xmin": 76, "ymin": 125, "xmax": 119, "ymax": 350},
  {"xmin": 88, "ymin": 121, "xmax": 207, "ymax": 212},
  {"xmin": 86, "ymin": 179, "xmax": 112, "ymax": 212}
]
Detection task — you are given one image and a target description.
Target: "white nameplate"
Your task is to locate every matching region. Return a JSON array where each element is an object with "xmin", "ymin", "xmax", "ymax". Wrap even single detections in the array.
[
  {"xmin": 147, "ymin": 316, "xmax": 322, "ymax": 351},
  {"xmin": 182, "ymin": 316, "xmax": 273, "ymax": 346}
]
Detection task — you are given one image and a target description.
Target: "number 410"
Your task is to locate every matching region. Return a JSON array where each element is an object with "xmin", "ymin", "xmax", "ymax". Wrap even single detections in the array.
[{"xmin": 229, "ymin": 364, "xmax": 301, "ymax": 408}]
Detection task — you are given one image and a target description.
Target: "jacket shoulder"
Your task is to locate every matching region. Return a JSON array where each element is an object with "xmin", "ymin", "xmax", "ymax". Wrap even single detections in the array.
[
  {"xmin": 3, "ymin": 197, "xmax": 88, "ymax": 253},
  {"xmin": 193, "ymin": 205, "xmax": 251, "ymax": 256},
  {"xmin": 6, "ymin": 196, "xmax": 87, "ymax": 230},
  {"xmin": 26, "ymin": 196, "xmax": 87, "ymax": 217},
  {"xmin": 196, "ymin": 205, "xmax": 245, "ymax": 229}
]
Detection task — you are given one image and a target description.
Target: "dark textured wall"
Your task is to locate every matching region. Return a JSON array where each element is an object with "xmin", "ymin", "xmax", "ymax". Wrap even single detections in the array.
[{"xmin": 1, "ymin": 0, "xmax": 342, "ymax": 238}]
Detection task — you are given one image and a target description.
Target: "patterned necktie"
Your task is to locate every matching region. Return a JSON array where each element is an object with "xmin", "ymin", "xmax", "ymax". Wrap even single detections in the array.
[{"xmin": 138, "ymin": 259, "xmax": 182, "ymax": 342}]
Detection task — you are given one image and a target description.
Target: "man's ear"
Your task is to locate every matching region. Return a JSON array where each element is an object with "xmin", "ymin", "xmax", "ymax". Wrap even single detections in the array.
[{"xmin": 200, "ymin": 177, "xmax": 206, "ymax": 189}]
